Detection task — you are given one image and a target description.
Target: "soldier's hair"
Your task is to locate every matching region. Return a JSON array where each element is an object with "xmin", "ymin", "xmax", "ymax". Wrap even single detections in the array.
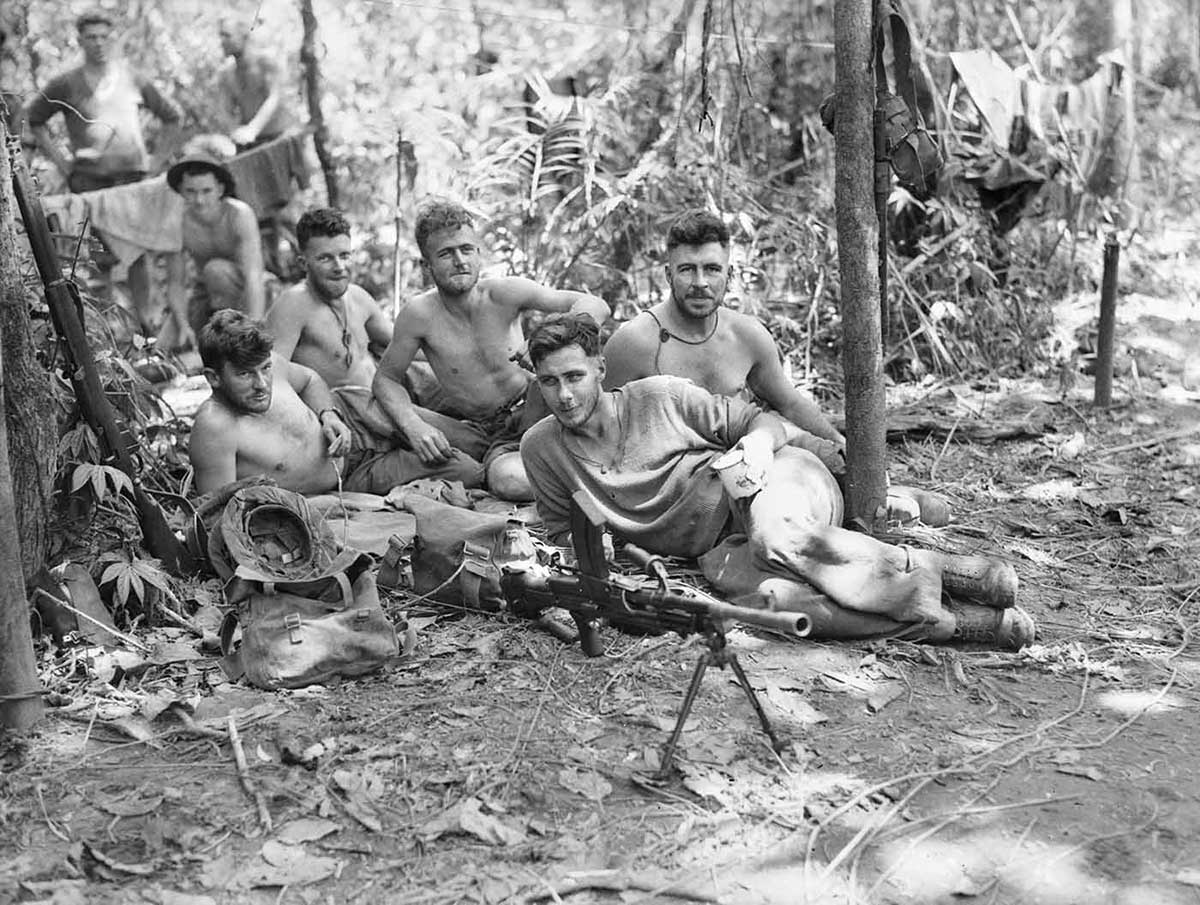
[
  {"xmin": 666, "ymin": 209, "xmax": 730, "ymax": 251},
  {"xmin": 76, "ymin": 8, "xmax": 115, "ymax": 31},
  {"xmin": 199, "ymin": 309, "xmax": 274, "ymax": 371},
  {"xmin": 414, "ymin": 198, "xmax": 474, "ymax": 258},
  {"xmin": 297, "ymin": 208, "xmax": 351, "ymax": 249},
  {"xmin": 527, "ymin": 313, "xmax": 601, "ymax": 367}
]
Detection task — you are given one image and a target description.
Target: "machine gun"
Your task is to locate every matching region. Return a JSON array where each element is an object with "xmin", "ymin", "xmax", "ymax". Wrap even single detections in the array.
[
  {"xmin": 499, "ymin": 491, "xmax": 811, "ymax": 776},
  {"xmin": 9, "ymin": 140, "xmax": 194, "ymax": 575}
]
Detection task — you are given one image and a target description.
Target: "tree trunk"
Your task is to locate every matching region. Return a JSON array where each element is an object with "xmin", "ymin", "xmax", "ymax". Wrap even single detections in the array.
[
  {"xmin": 0, "ymin": 137, "xmax": 56, "ymax": 585},
  {"xmin": 834, "ymin": 0, "xmax": 888, "ymax": 530},
  {"xmin": 299, "ymin": 0, "xmax": 340, "ymax": 208},
  {"xmin": 0, "ymin": 125, "xmax": 43, "ymax": 730}
]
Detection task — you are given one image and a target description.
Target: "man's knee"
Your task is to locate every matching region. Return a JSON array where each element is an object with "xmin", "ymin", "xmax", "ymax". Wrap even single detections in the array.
[
  {"xmin": 200, "ymin": 258, "xmax": 245, "ymax": 305},
  {"xmin": 748, "ymin": 514, "xmax": 828, "ymax": 571},
  {"xmin": 486, "ymin": 453, "xmax": 533, "ymax": 502},
  {"xmin": 754, "ymin": 446, "xmax": 843, "ymax": 528}
]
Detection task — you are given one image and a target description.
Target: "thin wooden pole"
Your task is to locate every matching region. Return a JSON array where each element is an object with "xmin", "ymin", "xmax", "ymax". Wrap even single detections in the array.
[
  {"xmin": 392, "ymin": 130, "xmax": 405, "ymax": 319},
  {"xmin": 299, "ymin": 0, "xmax": 339, "ymax": 208},
  {"xmin": 1094, "ymin": 231, "xmax": 1120, "ymax": 407}
]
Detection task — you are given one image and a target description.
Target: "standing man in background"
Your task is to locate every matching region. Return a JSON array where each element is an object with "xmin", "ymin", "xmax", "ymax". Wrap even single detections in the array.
[
  {"xmin": 216, "ymin": 13, "xmax": 298, "ymax": 150},
  {"xmin": 27, "ymin": 7, "xmax": 181, "ymax": 324}
]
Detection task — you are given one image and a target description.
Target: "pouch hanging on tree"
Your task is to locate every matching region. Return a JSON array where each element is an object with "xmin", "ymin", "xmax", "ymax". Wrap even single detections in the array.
[{"xmin": 874, "ymin": 0, "xmax": 942, "ymax": 200}]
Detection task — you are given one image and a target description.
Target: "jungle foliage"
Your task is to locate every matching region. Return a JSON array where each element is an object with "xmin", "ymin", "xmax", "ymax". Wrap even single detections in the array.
[
  {"xmin": 6, "ymin": 0, "xmax": 1192, "ymax": 387},
  {"xmin": 2, "ymin": 0, "xmax": 1196, "ymax": 594}
]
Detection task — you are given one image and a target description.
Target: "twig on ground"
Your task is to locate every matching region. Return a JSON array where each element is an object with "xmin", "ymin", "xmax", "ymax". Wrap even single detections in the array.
[
  {"xmin": 32, "ymin": 588, "xmax": 149, "ymax": 652},
  {"xmin": 156, "ymin": 585, "xmax": 203, "ymax": 636},
  {"xmin": 928, "ymin": 415, "xmax": 963, "ymax": 483},
  {"xmin": 35, "ymin": 784, "xmax": 71, "ymax": 842},
  {"xmin": 227, "ymin": 715, "xmax": 272, "ymax": 833},
  {"xmin": 521, "ymin": 869, "xmax": 722, "ymax": 904},
  {"xmin": 1096, "ymin": 424, "xmax": 1200, "ymax": 457},
  {"xmin": 803, "ymin": 668, "xmax": 1092, "ymax": 884}
]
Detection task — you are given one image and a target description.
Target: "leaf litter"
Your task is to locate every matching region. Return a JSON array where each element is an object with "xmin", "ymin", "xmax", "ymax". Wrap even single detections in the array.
[{"xmin": 4, "ymin": 376, "xmax": 1200, "ymax": 904}]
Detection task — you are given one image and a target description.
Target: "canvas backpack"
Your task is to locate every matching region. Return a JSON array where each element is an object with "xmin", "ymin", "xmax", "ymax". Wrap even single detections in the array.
[
  {"xmin": 378, "ymin": 492, "xmax": 541, "ymax": 613},
  {"xmin": 212, "ymin": 485, "xmax": 403, "ymax": 690}
]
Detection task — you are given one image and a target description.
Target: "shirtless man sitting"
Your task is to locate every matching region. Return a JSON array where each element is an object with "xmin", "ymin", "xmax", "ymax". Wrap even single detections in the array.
[
  {"xmin": 603, "ymin": 208, "xmax": 946, "ymax": 524},
  {"xmin": 189, "ymin": 309, "xmax": 482, "ymax": 496},
  {"xmin": 266, "ymin": 207, "xmax": 396, "ymax": 439},
  {"xmin": 160, "ymin": 138, "xmax": 266, "ymax": 351},
  {"xmin": 372, "ymin": 199, "xmax": 611, "ymax": 501}
]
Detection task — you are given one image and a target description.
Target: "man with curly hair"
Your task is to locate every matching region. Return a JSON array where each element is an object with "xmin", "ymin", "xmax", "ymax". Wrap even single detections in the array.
[
  {"xmin": 372, "ymin": 198, "xmax": 611, "ymax": 501},
  {"xmin": 190, "ymin": 310, "xmax": 481, "ymax": 496}
]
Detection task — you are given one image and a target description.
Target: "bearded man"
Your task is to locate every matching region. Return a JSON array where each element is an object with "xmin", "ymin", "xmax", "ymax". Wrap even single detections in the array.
[
  {"xmin": 372, "ymin": 198, "xmax": 611, "ymax": 501},
  {"xmin": 602, "ymin": 209, "xmax": 948, "ymax": 525},
  {"xmin": 189, "ymin": 309, "xmax": 481, "ymax": 496},
  {"xmin": 602, "ymin": 209, "xmax": 843, "ymax": 445}
]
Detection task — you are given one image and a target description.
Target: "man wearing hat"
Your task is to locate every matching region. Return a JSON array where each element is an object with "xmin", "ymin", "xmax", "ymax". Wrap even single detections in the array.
[{"xmin": 161, "ymin": 137, "xmax": 267, "ymax": 352}]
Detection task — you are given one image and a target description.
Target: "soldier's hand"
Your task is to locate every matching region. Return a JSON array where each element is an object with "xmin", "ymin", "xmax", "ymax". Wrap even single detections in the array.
[
  {"xmin": 320, "ymin": 411, "xmax": 353, "ymax": 457},
  {"xmin": 734, "ymin": 431, "xmax": 774, "ymax": 490},
  {"xmin": 406, "ymin": 421, "xmax": 452, "ymax": 465},
  {"xmin": 230, "ymin": 125, "xmax": 257, "ymax": 148}
]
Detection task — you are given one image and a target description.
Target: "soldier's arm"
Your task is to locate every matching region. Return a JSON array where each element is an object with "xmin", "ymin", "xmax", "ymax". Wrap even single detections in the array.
[
  {"xmin": 601, "ymin": 316, "xmax": 656, "ymax": 389},
  {"xmin": 491, "ymin": 276, "xmax": 610, "ymax": 325},
  {"xmin": 264, "ymin": 290, "xmax": 306, "ymax": 361},
  {"xmin": 744, "ymin": 320, "xmax": 844, "ymax": 445},
  {"xmin": 190, "ymin": 409, "xmax": 238, "ymax": 494},
  {"xmin": 231, "ymin": 201, "xmax": 267, "ymax": 319}
]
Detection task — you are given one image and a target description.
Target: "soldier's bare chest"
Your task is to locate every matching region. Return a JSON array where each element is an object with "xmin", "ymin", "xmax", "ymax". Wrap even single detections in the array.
[{"xmin": 653, "ymin": 330, "xmax": 754, "ymax": 397}]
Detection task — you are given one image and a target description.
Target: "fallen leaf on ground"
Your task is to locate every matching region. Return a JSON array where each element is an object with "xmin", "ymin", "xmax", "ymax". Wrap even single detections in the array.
[
  {"xmin": 557, "ymin": 767, "xmax": 612, "ymax": 801},
  {"xmin": 1019, "ymin": 479, "xmax": 1082, "ymax": 503},
  {"xmin": 419, "ymin": 797, "xmax": 526, "ymax": 846},
  {"xmin": 228, "ymin": 841, "xmax": 340, "ymax": 888},
  {"xmin": 145, "ymin": 889, "xmax": 218, "ymax": 905},
  {"xmin": 1175, "ymin": 868, "xmax": 1200, "ymax": 887},
  {"xmin": 276, "ymin": 817, "xmax": 340, "ymax": 844},
  {"xmin": 1055, "ymin": 764, "xmax": 1104, "ymax": 782},
  {"xmin": 1049, "ymin": 748, "xmax": 1081, "ymax": 765},
  {"xmin": 92, "ymin": 790, "xmax": 164, "ymax": 817},
  {"xmin": 644, "ymin": 712, "xmax": 699, "ymax": 733},
  {"xmin": 679, "ymin": 766, "xmax": 731, "ymax": 803},
  {"xmin": 866, "ymin": 683, "xmax": 905, "ymax": 713},
  {"xmin": 74, "ymin": 840, "xmax": 156, "ymax": 879},
  {"xmin": 147, "ymin": 641, "xmax": 202, "ymax": 665},
  {"xmin": 762, "ymin": 680, "xmax": 829, "ymax": 725},
  {"xmin": 332, "ymin": 768, "xmax": 385, "ymax": 832}
]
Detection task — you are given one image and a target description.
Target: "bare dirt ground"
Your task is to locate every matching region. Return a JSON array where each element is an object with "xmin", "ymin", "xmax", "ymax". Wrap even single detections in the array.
[{"xmin": 2, "ymin": 230, "xmax": 1200, "ymax": 905}]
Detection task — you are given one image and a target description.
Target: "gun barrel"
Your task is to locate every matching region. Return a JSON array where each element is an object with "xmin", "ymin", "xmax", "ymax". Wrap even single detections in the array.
[{"xmin": 698, "ymin": 598, "xmax": 812, "ymax": 637}]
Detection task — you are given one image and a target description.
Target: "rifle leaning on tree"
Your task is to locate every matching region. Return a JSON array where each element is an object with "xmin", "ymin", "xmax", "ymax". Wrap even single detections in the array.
[
  {"xmin": 490, "ymin": 491, "xmax": 812, "ymax": 776},
  {"xmin": 9, "ymin": 142, "xmax": 193, "ymax": 575}
]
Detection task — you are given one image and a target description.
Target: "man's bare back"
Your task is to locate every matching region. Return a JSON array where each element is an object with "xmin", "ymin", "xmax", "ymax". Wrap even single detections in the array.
[
  {"xmin": 191, "ymin": 353, "xmax": 339, "ymax": 494},
  {"xmin": 268, "ymin": 281, "xmax": 386, "ymax": 389}
]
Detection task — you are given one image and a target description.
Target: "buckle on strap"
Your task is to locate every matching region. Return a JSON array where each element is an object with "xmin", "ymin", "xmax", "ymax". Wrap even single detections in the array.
[{"xmin": 285, "ymin": 612, "xmax": 303, "ymax": 644}]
